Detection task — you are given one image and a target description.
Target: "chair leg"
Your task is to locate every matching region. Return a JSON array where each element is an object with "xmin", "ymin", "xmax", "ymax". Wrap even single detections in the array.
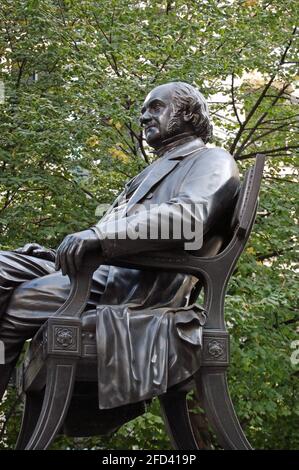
[
  {"xmin": 24, "ymin": 358, "xmax": 77, "ymax": 450},
  {"xmin": 159, "ymin": 391, "xmax": 198, "ymax": 450},
  {"xmin": 15, "ymin": 391, "xmax": 44, "ymax": 449},
  {"xmin": 195, "ymin": 368, "xmax": 252, "ymax": 450}
]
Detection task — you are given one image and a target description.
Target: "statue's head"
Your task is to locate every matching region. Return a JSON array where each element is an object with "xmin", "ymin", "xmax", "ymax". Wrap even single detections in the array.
[{"xmin": 140, "ymin": 82, "xmax": 213, "ymax": 149}]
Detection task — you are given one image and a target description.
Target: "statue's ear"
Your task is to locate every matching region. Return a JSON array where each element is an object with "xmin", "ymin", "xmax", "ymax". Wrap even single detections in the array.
[{"xmin": 183, "ymin": 108, "xmax": 193, "ymax": 122}]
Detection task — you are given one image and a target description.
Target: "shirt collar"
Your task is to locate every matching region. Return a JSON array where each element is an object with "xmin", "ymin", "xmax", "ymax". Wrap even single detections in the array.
[{"xmin": 157, "ymin": 135, "xmax": 206, "ymax": 160}]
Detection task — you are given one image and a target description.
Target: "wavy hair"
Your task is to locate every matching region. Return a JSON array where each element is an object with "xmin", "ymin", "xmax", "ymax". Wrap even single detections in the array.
[{"xmin": 168, "ymin": 82, "xmax": 213, "ymax": 143}]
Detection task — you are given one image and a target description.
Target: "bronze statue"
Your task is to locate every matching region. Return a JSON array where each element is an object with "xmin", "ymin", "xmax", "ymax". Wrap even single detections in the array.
[{"xmin": 0, "ymin": 82, "xmax": 240, "ymax": 406}]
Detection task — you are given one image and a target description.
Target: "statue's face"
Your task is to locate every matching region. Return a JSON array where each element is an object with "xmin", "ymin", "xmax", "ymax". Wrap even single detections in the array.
[{"xmin": 140, "ymin": 84, "xmax": 186, "ymax": 149}]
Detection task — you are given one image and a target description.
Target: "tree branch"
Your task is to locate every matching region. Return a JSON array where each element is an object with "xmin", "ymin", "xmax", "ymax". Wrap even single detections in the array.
[
  {"xmin": 92, "ymin": 11, "xmax": 121, "ymax": 77},
  {"xmin": 231, "ymin": 72, "xmax": 242, "ymax": 126},
  {"xmin": 124, "ymin": 123, "xmax": 149, "ymax": 163},
  {"xmin": 229, "ymin": 27, "xmax": 297, "ymax": 156},
  {"xmin": 260, "ymin": 113, "xmax": 299, "ymax": 124},
  {"xmin": 229, "ymin": 74, "xmax": 277, "ymax": 155},
  {"xmin": 0, "ymin": 188, "xmax": 21, "ymax": 214},
  {"xmin": 151, "ymin": 31, "xmax": 185, "ymax": 83},
  {"xmin": 235, "ymin": 83, "xmax": 291, "ymax": 157},
  {"xmin": 256, "ymin": 246, "xmax": 296, "ymax": 261},
  {"xmin": 240, "ymin": 120, "xmax": 297, "ymax": 148},
  {"xmin": 264, "ymin": 176, "xmax": 297, "ymax": 184},
  {"xmin": 16, "ymin": 58, "xmax": 27, "ymax": 88},
  {"xmin": 280, "ymin": 316, "xmax": 299, "ymax": 326},
  {"xmin": 236, "ymin": 145, "xmax": 299, "ymax": 160},
  {"xmin": 58, "ymin": 173, "xmax": 99, "ymax": 201}
]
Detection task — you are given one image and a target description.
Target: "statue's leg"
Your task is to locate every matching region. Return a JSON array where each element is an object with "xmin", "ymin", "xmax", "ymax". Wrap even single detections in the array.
[
  {"xmin": 0, "ymin": 258, "xmax": 109, "ymax": 402},
  {"xmin": 0, "ymin": 250, "xmax": 56, "ymax": 401},
  {"xmin": 0, "ymin": 250, "xmax": 56, "ymax": 316},
  {"xmin": 0, "ymin": 315, "xmax": 40, "ymax": 401}
]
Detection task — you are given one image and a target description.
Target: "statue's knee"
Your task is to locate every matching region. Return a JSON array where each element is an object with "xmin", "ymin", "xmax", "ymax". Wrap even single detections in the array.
[
  {"xmin": 0, "ymin": 250, "xmax": 10, "ymax": 260},
  {"xmin": 0, "ymin": 250, "xmax": 19, "ymax": 265},
  {"xmin": 6, "ymin": 272, "xmax": 70, "ymax": 318},
  {"xmin": 5, "ymin": 276, "xmax": 41, "ymax": 315}
]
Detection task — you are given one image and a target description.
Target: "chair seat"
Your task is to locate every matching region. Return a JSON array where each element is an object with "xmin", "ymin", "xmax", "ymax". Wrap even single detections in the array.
[
  {"xmin": 21, "ymin": 314, "xmax": 229, "ymax": 394},
  {"xmin": 81, "ymin": 310, "xmax": 97, "ymax": 331}
]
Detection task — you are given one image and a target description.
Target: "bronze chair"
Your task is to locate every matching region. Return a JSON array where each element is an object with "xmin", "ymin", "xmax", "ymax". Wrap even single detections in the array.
[{"xmin": 15, "ymin": 154, "xmax": 265, "ymax": 450}]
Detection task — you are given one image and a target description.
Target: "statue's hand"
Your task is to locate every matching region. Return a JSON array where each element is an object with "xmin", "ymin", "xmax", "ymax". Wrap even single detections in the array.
[
  {"xmin": 14, "ymin": 243, "xmax": 56, "ymax": 262},
  {"xmin": 55, "ymin": 229, "xmax": 102, "ymax": 277}
]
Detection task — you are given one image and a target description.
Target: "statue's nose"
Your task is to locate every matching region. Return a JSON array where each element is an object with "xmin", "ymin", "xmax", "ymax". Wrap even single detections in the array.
[{"xmin": 140, "ymin": 110, "xmax": 151, "ymax": 126}]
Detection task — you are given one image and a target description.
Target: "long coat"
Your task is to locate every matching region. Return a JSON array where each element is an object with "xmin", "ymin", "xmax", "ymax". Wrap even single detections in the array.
[{"xmin": 90, "ymin": 136, "xmax": 240, "ymax": 408}]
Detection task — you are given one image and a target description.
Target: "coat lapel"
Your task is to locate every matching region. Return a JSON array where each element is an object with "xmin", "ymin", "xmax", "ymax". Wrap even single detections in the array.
[
  {"xmin": 125, "ymin": 157, "xmax": 181, "ymax": 213},
  {"xmin": 124, "ymin": 164, "xmax": 153, "ymax": 196},
  {"xmin": 106, "ymin": 191, "xmax": 125, "ymax": 212},
  {"xmin": 101, "ymin": 165, "xmax": 153, "ymax": 219}
]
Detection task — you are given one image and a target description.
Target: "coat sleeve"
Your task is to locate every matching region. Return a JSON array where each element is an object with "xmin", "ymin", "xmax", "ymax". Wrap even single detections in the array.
[{"xmin": 93, "ymin": 149, "xmax": 240, "ymax": 260}]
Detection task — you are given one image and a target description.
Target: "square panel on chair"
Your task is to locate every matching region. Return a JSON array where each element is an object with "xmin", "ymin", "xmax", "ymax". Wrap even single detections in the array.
[{"xmin": 46, "ymin": 317, "xmax": 82, "ymax": 357}]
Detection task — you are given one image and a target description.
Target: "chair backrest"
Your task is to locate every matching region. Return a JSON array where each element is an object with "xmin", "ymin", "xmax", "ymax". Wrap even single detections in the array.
[
  {"xmin": 230, "ymin": 154, "xmax": 265, "ymax": 239},
  {"xmin": 188, "ymin": 154, "xmax": 265, "ymax": 325}
]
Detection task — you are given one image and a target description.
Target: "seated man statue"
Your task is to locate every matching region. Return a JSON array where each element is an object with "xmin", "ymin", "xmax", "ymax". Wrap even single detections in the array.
[{"xmin": 0, "ymin": 82, "xmax": 240, "ymax": 405}]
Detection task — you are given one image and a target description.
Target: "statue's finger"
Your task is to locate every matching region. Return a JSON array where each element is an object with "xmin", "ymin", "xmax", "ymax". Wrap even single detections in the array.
[
  {"xmin": 66, "ymin": 243, "xmax": 78, "ymax": 279},
  {"xmin": 14, "ymin": 247, "xmax": 25, "ymax": 253},
  {"xmin": 55, "ymin": 252, "xmax": 60, "ymax": 271},
  {"xmin": 15, "ymin": 243, "xmax": 32, "ymax": 254},
  {"xmin": 55, "ymin": 239, "xmax": 68, "ymax": 271},
  {"xmin": 56, "ymin": 236, "xmax": 74, "ymax": 272},
  {"xmin": 60, "ymin": 247, "xmax": 68, "ymax": 276},
  {"xmin": 26, "ymin": 243, "xmax": 40, "ymax": 254},
  {"xmin": 55, "ymin": 244, "xmax": 64, "ymax": 270},
  {"xmin": 74, "ymin": 241, "xmax": 85, "ymax": 271},
  {"xmin": 34, "ymin": 249, "xmax": 43, "ymax": 257}
]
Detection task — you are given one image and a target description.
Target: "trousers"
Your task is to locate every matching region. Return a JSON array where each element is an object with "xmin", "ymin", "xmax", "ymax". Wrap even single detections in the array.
[{"xmin": 0, "ymin": 251, "xmax": 109, "ymax": 399}]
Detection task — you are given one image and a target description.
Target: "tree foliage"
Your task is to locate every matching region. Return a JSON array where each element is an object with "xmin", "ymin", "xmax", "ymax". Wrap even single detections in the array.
[{"xmin": 0, "ymin": 0, "xmax": 298, "ymax": 449}]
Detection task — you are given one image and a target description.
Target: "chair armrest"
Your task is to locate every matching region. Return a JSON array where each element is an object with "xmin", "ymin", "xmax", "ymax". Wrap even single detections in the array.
[
  {"xmin": 94, "ymin": 249, "xmax": 202, "ymax": 274},
  {"xmin": 53, "ymin": 249, "xmax": 209, "ymax": 319}
]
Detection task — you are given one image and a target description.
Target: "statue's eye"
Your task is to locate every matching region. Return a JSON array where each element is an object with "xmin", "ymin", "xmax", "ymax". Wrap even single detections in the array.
[{"xmin": 152, "ymin": 103, "xmax": 161, "ymax": 111}]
